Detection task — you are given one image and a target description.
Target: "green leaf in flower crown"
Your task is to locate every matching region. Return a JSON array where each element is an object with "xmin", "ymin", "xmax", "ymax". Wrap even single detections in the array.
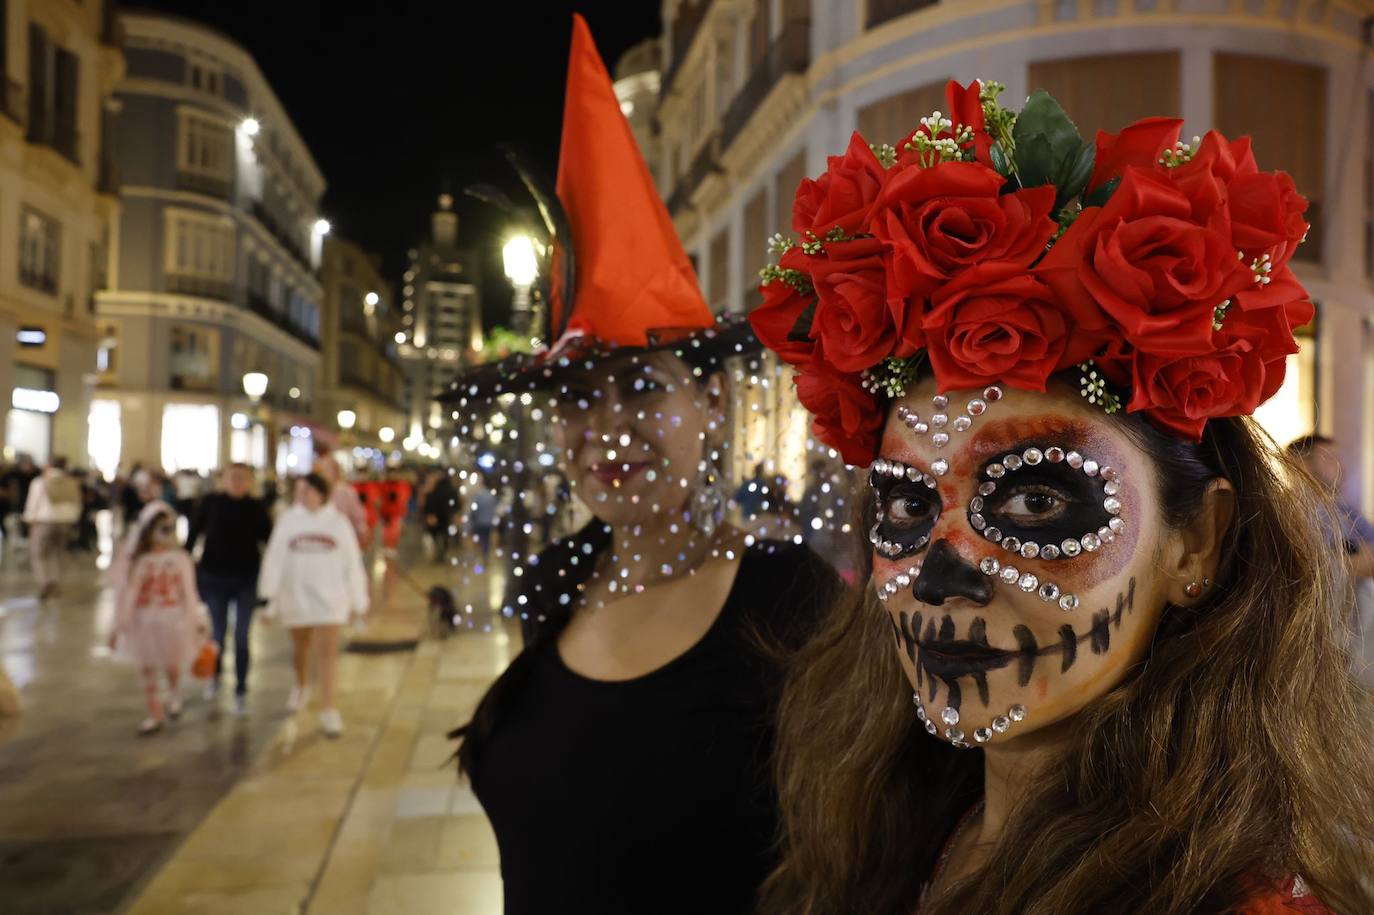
[
  {"xmin": 1054, "ymin": 141, "xmax": 1095, "ymax": 213},
  {"xmin": 1082, "ymin": 174, "xmax": 1121, "ymax": 209},
  {"xmin": 1011, "ymin": 90, "xmax": 1083, "ymax": 190},
  {"xmin": 990, "ymin": 142, "xmax": 1015, "ymax": 181},
  {"xmin": 787, "ymin": 296, "xmax": 818, "ymax": 344}
]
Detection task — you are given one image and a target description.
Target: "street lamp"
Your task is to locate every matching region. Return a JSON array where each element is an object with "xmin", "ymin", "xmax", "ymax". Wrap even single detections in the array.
[
  {"xmin": 313, "ymin": 218, "xmax": 331, "ymax": 237},
  {"xmin": 503, "ymin": 234, "xmax": 538, "ymax": 335},
  {"xmin": 337, "ymin": 409, "xmax": 356, "ymax": 431},
  {"xmin": 242, "ymin": 372, "xmax": 268, "ymax": 402},
  {"xmin": 378, "ymin": 426, "xmax": 395, "ymax": 444},
  {"xmin": 240, "ymin": 117, "xmax": 260, "ymax": 137}
]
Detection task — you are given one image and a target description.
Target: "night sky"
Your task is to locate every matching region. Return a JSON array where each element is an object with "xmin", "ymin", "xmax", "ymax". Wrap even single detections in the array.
[{"xmin": 131, "ymin": 1, "xmax": 663, "ymax": 326}]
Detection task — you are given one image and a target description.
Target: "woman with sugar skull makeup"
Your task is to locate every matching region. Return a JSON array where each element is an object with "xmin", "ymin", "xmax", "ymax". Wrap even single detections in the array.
[
  {"xmin": 448, "ymin": 17, "xmax": 840, "ymax": 915},
  {"xmin": 751, "ymin": 81, "xmax": 1374, "ymax": 914}
]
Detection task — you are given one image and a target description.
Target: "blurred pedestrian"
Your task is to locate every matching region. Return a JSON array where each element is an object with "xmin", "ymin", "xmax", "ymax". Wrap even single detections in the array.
[
  {"xmin": 466, "ymin": 476, "xmax": 497, "ymax": 556},
  {"xmin": 422, "ymin": 468, "xmax": 457, "ymax": 562},
  {"xmin": 3, "ymin": 455, "xmax": 39, "ymax": 540},
  {"xmin": 258, "ymin": 473, "xmax": 369, "ymax": 738},
  {"xmin": 187, "ymin": 463, "xmax": 272, "ymax": 715},
  {"xmin": 171, "ymin": 468, "xmax": 203, "ymax": 520},
  {"xmin": 108, "ymin": 501, "xmax": 208, "ymax": 735},
  {"xmin": 23, "ymin": 456, "xmax": 81, "ymax": 600},
  {"xmin": 379, "ymin": 468, "xmax": 411, "ymax": 554},
  {"xmin": 732, "ymin": 462, "xmax": 768, "ymax": 520},
  {"xmin": 314, "ymin": 453, "xmax": 369, "ymax": 549}
]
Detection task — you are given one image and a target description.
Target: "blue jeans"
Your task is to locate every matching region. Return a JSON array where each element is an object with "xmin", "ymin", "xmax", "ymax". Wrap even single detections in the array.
[{"xmin": 198, "ymin": 571, "xmax": 257, "ymax": 696}]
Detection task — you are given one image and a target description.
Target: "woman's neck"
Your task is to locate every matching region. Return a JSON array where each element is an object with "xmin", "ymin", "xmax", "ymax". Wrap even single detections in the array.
[
  {"xmin": 975, "ymin": 717, "xmax": 1074, "ymax": 845},
  {"xmin": 601, "ymin": 517, "xmax": 719, "ymax": 595}
]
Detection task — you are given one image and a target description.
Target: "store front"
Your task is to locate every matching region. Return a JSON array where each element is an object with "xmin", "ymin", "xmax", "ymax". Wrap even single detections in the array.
[
  {"xmin": 161, "ymin": 402, "xmax": 221, "ymax": 474},
  {"xmin": 6, "ymin": 364, "xmax": 59, "ymax": 465}
]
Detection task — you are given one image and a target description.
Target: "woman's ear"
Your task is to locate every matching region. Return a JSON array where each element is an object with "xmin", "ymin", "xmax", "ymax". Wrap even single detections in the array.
[{"xmin": 1160, "ymin": 478, "xmax": 1236, "ymax": 604}]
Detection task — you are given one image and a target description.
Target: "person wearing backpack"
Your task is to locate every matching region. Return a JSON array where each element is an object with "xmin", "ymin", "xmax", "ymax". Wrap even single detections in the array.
[{"xmin": 22, "ymin": 456, "xmax": 82, "ymax": 600}]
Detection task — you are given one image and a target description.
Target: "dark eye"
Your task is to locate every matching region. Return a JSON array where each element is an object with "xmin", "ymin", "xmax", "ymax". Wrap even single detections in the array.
[
  {"xmin": 993, "ymin": 485, "xmax": 1068, "ymax": 524},
  {"xmin": 882, "ymin": 489, "xmax": 936, "ymax": 529},
  {"xmin": 630, "ymin": 376, "xmax": 664, "ymax": 395}
]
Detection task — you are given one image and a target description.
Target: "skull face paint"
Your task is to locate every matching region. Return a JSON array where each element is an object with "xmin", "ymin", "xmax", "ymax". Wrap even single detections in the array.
[{"xmin": 872, "ymin": 380, "xmax": 1171, "ymax": 749}]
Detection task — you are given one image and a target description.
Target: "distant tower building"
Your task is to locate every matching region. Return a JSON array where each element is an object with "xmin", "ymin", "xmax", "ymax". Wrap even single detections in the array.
[
  {"xmin": 613, "ymin": 38, "xmax": 663, "ymax": 190},
  {"xmin": 396, "ymin": 192, "xmax": 481, "ymax": 450}
]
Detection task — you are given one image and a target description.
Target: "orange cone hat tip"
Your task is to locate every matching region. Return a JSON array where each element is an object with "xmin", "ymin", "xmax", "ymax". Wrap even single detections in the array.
[{"xmin": 553, "ymin": 13, "xmax": 714, "ymax": 348}]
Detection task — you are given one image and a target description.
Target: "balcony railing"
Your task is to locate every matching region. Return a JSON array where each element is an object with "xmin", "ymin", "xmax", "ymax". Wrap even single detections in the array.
[
  {"xmin": 250, "ymin": 201, "xmax": 312, "ymax": 270},
  {"xmin": 667, "ymin": 130, "xmax": 722, "ymax": 216},
  {"xmin": 176, "ymin": 170, "xmax": 232, "ymax": 201},
  {"xmin": 662, "ymin": 0, "xmax": 712, "ymax": 96},
  {"xmin": 166, "ymin": 273, "xmax": 232, "ymax": 302},
  {"xmin": 722, "ymin": 19, "xmax": 811, "ymax": 149},
  {"xmin": 19, "ymin": 268, "xmax": 57, "ymax": 296},
  {"xmin": 866, "ymin": 0, "xmax": 940, "ymax": 29},
  {"xmin": 246, "ymin": 290, "xmax": 319, "ymax": 348}
]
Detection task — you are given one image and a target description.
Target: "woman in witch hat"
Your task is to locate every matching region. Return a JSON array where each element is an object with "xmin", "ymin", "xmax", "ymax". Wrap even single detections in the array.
[
  {"xmin": 450, "ymin": 16, "xmax": 841, "ymax": 915},
  {"xmin": 749, "ymin": 81, "xmax": 1374, "ymax": 912}
]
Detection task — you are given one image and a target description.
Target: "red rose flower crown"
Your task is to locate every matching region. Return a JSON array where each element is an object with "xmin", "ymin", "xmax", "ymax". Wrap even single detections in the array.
[{"xmin": 749, "ymin": 80, "xmax": 1312, "ymax": 466}]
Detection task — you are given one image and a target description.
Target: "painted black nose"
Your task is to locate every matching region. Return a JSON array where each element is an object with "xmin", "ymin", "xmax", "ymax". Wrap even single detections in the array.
[{"xmin": 913, "ymin": 539, "xmax": 993, "ymax": 607}]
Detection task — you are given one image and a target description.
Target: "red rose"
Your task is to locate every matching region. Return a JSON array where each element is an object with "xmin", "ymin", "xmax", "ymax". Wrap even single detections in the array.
[
  {"xmin": 749, "ymin": 248, "xmax": 822, "ymax": 368},
  {"xmin": 792, "ymin": 132, "xmax": 887, "ymax": 238},
  {"xmin": 921, "ymin": 262, "xmax": 1088, "ymax": 392},
  {"xmin": 897, "ymin": 80, "xmax": 994, "ymax": 168},
  {"xmin": 1128, "ymin": 343, "xmax": 1267, "ymax": 440},
  {"xmin": 1165, "ymin": 131, "xmax": 1259, "ymax": 230},
  {"xmin": 1217, "ymin": 293, "xmax": 1312, "ymax": 402},
  {"xmin": 809, "ymin": 238, "xmax": 913, "ymax": 373},
  {"xmin": 1036, "ymin": 167, "xmax": 1251, "ymax": 354},
  {"xmin": 794, "ymin": 365, "xmax": 884, "ymax": 467},
  {"xmin": 1087, "ymin": 116, "xmax": 1183, "ymax": 195},
  {"xmin": 870, "ymin": 163, "xmax": 1057, "ymax": 299}
]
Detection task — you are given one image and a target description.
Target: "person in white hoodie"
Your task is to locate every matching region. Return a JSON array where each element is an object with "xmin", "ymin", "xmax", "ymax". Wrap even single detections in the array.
[
  {"xmin": 257, "ymin": 472, "xmax": 369, "ymax": 737},
  {"xmin": 22, "ymin": 456, "xmax": 82, "ymax": 600}
]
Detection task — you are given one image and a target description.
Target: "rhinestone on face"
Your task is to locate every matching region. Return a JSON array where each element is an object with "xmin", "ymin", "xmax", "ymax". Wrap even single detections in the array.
[
  {"xmin": 916, "ymin": 705, "xmax": 927, "ymax": 722},
  {"xmin": 985, "ymin": 527, "xmax": 1002, "ymax": 543},
  {"xmin": 978, "ymin": 481, "xmax": 997, "ymax": 496},
  {"xmin": 946, "ymin": 727, "xmax": 965, "ymax": 743},
  {"xmin": 979, "ymin": 557, "xmax": 1001, "ymax": 576},
  {"xmin": 1059, "ymin": 594, "xmax": 1079, "ymax": 612},
  {"xmin": 924, "ymin": 475, "xmax": 938, "ymax": 489},
  {"xmin": 1038, "ymin": 582, "xmax": 1061, "ymax": 601},
  {"xmin": 926, "ymin": 720, "xmax": 938, "ymax": 734},
  {"xmin": 1009, "ymin": 704, "xmax": 1027, "ymax": 722},
  {"xmin": 1066, "ymin": 451, "xmax": 1084, "ymax": 469},
  {"xmin": 1040, "ymin": 544, "xmax": 1061, "ymax": 560},
  {"xmin": 973, "ymin": 727, "xmax": 992, "ymax": 744},
  {"xmin": 931, "ymin": 413, "xmax": 948, "ymax": 428},
  {"xmin": 969, "ymin": 513, "xmax": 987, "ymax": 530},
  {"xmin": 932, "ymin": 458, "xmax": 949, "ymax": 476},
  {"xmin": 1045, "ymin": 446, "xmax": 1065, "ymax": 463},
  {"xmin": 1097, "ymin": 525, "xmax": 1116, "ymax": 544},
  {"xmin": 932, "ymin": 432, "xmax": 950, "ymax": 448},
  {"xmin": 1020, "ymin": 542, "xmax": 1040, "ymax": 559},
  {"xmin": 1001, "ymin": 536, "xmax": 1021, "ymax": 553},
  {"xmin": 991, "ymin": 716, "xmax": 1010, "ymax": 733},
  {"xmin": 914, "ymin": 422, "xmax": 930, "ymax": 434},
  {"xmin": 952, "ymin": 415, "xmax": 972, "ymax": 432},
  {"xmin": 967, "ymin": 398, "xmax": 987, "ymax": 416},
  {"xmin": 1104, "ymin": 496, "xmax": 1122, "ymax": 515},
  {"xmin": 1018, "ymin": 572, "xmax": 1039, "ymax": 592},
  {"xmin": 1023, "ymin": 448, "xmax": 1043, "ymax": 465},
  {"xmin": 906, "ymin": 466, "xmax": 922, "ymax": 481},
  {"xmin": 1083, "ymin": 459, "xmax": 1100, "ymax": 476},
  {"xmin": 1100, "ymin": 467, "xmax": 1119, "ymax": 483},
  {"xmin": 1003, "ymin": 454, "xmax": 1023, "ymax": 471},
  {"xmin": 941, "ymin": 706, "xmax": 960, "ymax": 726},
  {"xmin": 999, "ymin": 565, "xmax": 1020, "ymax": 583},
  {"xmin": 1061, "ymin": 538, "xmax": 1082, "ymax": 557},
  {"xmin": 970, "ymin": 497, "xmax": 984, "ymax": 513},
  {"xmin": 1103, "ymin": 480, "xmax": 1121, "ymax": 496},
  {"xmin": 1108, "ymin": 517, "xmax": 1126, "ymax": 534},
  {"xmin": 895, "ymin": 573, "xmax": 911, "ymax": 588},
  {"xmin": 932, "ymin": 395, "xmax": 949, "ymax": 410},
  {"xmin": 984, "ymin": 386, "xmax": 1003, "ymax": 402},
  {"xmin": 987, "ymin": 463, "xmax": 1006, "ymax": 479},
  {"xmin": 1081, "ymin": 533, "xmax": 1102, "ymax": 552}
]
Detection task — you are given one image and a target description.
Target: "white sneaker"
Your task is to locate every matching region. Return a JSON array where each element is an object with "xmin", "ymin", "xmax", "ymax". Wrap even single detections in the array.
[
  {"xmin": 166, "ymin": 695, "xmax": 183, "ymax": 720},
  {"xmin": 286, "ymin": 684, "xmax": 310, "ymax": 712},
  {"xmin": 232, "ymin": 694, "xmax": 247, "ymax": 717},
  {"xmin": 203, "ymin": 680, "xmax": 219, "ymax": 703},
  {"xmin": 137, "ymin": 716, "xmax": 163, "ymax": 736},
  {"xmin": 319, "ymin": 708, "xmax": 343, "ymax": 738}
]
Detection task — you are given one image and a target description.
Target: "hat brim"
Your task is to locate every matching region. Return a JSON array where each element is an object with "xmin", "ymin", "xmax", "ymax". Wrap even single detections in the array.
[{"xmin": 440, "ymin": 314, "xmax": 761, "ymax": 403}]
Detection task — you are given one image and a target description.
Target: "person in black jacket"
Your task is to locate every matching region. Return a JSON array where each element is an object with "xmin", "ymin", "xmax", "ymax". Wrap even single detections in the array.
[{"xmin": 187, "ymin": 463, "xmax": 272, "ymax": 715}]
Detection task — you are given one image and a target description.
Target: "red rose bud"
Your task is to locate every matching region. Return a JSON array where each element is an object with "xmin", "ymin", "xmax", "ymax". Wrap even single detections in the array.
[
  {"xmin": 750, "ymin": 248, "xmax": 822, "ymax": 369},
  {"xmin": 792, "ymin": 132, "xmax": 887, "ymax": 238},
  {"xmin": 1087, "ymin": 116, "xmax": 1183, "ymax": 195},
  {"xmin": 794, "ymin": 365, "xmax": 884, "ymax": 467}
]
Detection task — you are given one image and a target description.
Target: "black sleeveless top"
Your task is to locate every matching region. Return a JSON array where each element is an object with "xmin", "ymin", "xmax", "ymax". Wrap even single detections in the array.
[{"xmin": 469, "ymin": 541, "xmax": 837, "ymax": 915}]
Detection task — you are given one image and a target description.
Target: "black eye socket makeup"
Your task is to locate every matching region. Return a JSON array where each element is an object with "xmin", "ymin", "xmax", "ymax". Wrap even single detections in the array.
[{"xmin": 869, "ymin": 458, "xmax": 942, "ymax": 559}]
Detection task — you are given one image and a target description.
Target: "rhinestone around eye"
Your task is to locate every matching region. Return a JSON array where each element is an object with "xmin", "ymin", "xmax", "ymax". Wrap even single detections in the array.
[
  {"xmin": 941, "ymin": 706, "xmax": 960, "ymax": 725},
  {"xmin": 932, "ymin": 432, "xmax": 950, "ymax": 448},
  {"xmin": 1040, "ymin": 544, "xmax": 1060, "ymax": 560},
  {"xmin": 1103, "ymin": 480, "xmax": 1120, "ymax": 496},
  {"xmin": 946, "ymin": 727, "xmax": 964, "ymax": 743},
  {"xmin": 1061, "ymin": 538, "xmax": 1082, "ymax": 557},
  {"xmin": 1081, "ymin": 533, "xmax": 1102, "ymax": 552},
  {"xmin": 1104, "ymin": 496, "xmax": 1122, "ymax": 515},
  {"xmin": 987, "ymin": 464, "xmax": 1006, "ymax": 479},
  {"xmin": 925, "ymin": 720, "xmax": 938, "ymax": 734},
  {"xmin": 1058, "ymin": 594, "xmax": 1079, "ymax": 612},
  {"xmin": 1083, "ymin": 459, "xmax": 1100, "ymax": 476},
  {"xmin": 1038, "ymin": 582, "xmax": 1061, "ymax": 601},
  {"xmin": 1018, "ymin": 572, "xmax": 1039, "ymax": 592},
  {"xmin": 1023, "ymin": 448, "xmax": 1043, "ymax": 465},
  {"xmin": 900, "ymin": 466, "xmax": 916, "ymax": 481},
  {"xmin": 1009, "ymin": 704, "xmax": 1027, "ymax": 721},
  {"xmin": 931, "ymin": 413, "xmax": 948, "ymax": 428},
  {"xmin": 1066, "ymin": 451, "xmax": 1084, "ymax": 469},
  {"xmin": 1100, "ymin": 467, "xmax": 1119, "ymax": 482},
  {"xmin": 985, "ymin": 527, "xmax": 1002, "ymax": 542},
  {"xmin": 978, "ymin": 481, "xmax": 997, "ymax": 496},
  {"xmin": 915, "ymin": 705, "xmax": 927, "ymax": 721},
  {"xmin": 873, "ymin": 460, "xmax": 886, "ymax": 475},
  {"xmin": 1003, "ymin": 454, "xmax": 1023, "ymax": 471},
  {"xmin": 979, "ymin": 557, "xmax": 1001, "ymax": 576},
  {"xmin": 1001, "ymin": 536, "xmax": 1021, "ymax": 553},
  {"xmin": 1020, "ymin": 542, "xmax": 1040, "ymax": 559},
  {"xmin": 967, "ymin": 398, "xmax": 987, "ymax": 416},
  {"xmin": 1108, "ymin": 517, "xmax": 1126, "ymax": 533},
  {"xmin": 991, "ymin": 716, "xmax": 1010, "ymax": 733},
  {"xmin": 969, "ymin": 513, "xmax": 987, "ymax": 530},
  {"xmin": 973, "ymin": 727, "xmax": 992, "ymax": 743},
  {"xmin": 931, "ymin": 459, "xmax": 949, "ymax": 476},
  {"xmin": 932, "ymin": 395, "xmax": 949, "ymax": 410},
  {"xmin": 1045, "ymin": 446, "xmax": 1065, "ymax": 463},
  {"xmin": 1097, "ymin": 525, "xmax": 1116, "ymax": 543},
  {"xmin": 952, "ymin": 415, "xmax": 972, "ymax": 432},
  {"xmin": 970, "ymin": 497, "xmax": 984, "ymax": 512},
  {"xmin": 924, "ymin": 475, "xmax": 938, "ymax": 489},
  {"xmin": 999, "ymin": 565, "xmax": 1020, "ymax": 583},
  {"xmin": 984, "ymin": 386, "xmax": 1003, "ymax": 402}
]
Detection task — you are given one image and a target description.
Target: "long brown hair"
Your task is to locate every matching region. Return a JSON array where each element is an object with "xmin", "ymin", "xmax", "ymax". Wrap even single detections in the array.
[{"xmin": 762, "ymin": 414, "xmax": 1374, "ymax": 914}]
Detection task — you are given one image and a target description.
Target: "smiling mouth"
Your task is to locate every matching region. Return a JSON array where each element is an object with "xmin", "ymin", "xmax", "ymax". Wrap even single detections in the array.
[
  {"xmin": 589, "ymin": 461, "xmax": 650, "ymax": 485},
  {"xmin": 918, "ymin": 640, "xmax": 1015, "ymax": 679}
]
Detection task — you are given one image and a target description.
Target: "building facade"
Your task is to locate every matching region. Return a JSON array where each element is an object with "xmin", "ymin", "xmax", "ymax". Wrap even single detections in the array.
[
  {"xmin": 655, "ymin": 0, "xmax": 1374, "ymax": 508},
  {"xmin": 395, "ymin": 192, "xmax": 482, "ymax": 452},
  {"xmin": 318, "ymin": 234, "xmax": 405, "ymax": 468},
  {"xmin": 0, "ymin": 0, "xmax": 123, "ymax": 467},
  {"xmin": 94, "ymin": 11, "xmax": 325, "ymax": 477},
  {"xmin": 614, "ymin": 39, "xmax": 664, "ymax": 189}
]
